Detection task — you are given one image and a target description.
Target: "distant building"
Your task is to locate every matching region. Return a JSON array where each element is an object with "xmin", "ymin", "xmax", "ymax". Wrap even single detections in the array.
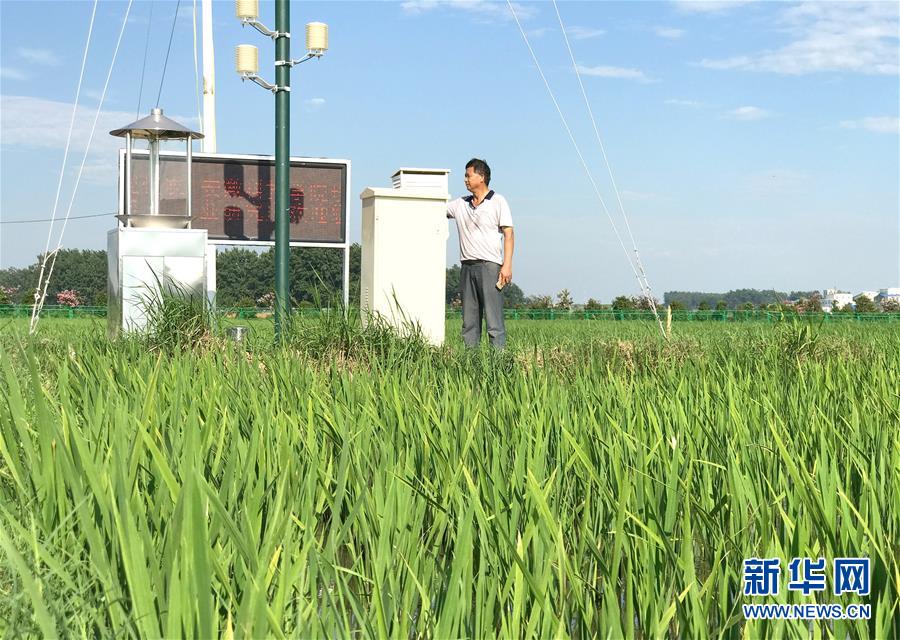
[
  {"xmin": 822, "ymin": 288, "xmax": 853, "ymax": 312},
  {"xmin": 821, "ymin": 287, "xmax": 898, "ymax": 312}
]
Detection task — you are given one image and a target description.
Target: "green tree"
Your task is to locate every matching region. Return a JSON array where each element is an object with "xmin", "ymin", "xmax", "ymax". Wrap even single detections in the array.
[
  {"xmin": 881, "ymin": 297, "xmax": 900, "ymax": 312},
  {"xmin": 556, "ymin": 289, "xmax": 573, "ymax": 311},
  {"xmin": 216, "ymin": 248, "xmax": 267, "ymax": 306},
  {"xmin": 854, "ymin": 295, "xmax": 877, "ymax": 313},
  {"xmin": 0, "ymin": 249, "xmax": 107, "ymax": 305},
  {"xmin": 0, "ymin": 265, "xmax": 38, "ymax": 298},
  {"xmin": 288, "ymin": 246, "xmax": 346, "ymax": 304},
  {"xmin": 715, "ymin": 300, "xmax": 728, "ymax": 311},
  {"xmin": 349, "ymin": 244, "xmax": 361, "ymax": 304},
  {"xmin": 584, "ymin": 297, "xmax": 604, "ymax": 310},
  {"xmin": 665, "ymin": 289, "xmax": 790, "ymax": 309},
  {"xmin": 215, "ymin": 244, "xmax": 361, "ymax": 308},
  {"xmin": 19, "ymin": 288, "xmax": 37, "ymax": 305},
  {"xmin": 698, "ymin": 301, "xmax": 711, "ymax": 311},
  {"xmin": 502, "ymin": 282, "xmax": 525, "ymax": 308},
  {"xmin": 526, "ymin": 294, "xmax": 552, "ymax": 309},
  {"xmin": 611, "ymin": 295, "xmax": 635, "ymax": 311},
  {"xmin": 633, "ymin": 295, "xmax": 660, "ymax": 311},
  {"xmin": 668, "ymin": 300, "xmax": 686, "ymax": 311},
  {"xmin": 445, "ymin": 265, "xmax": 461, "ymax": 305},
  {"xmin": 800, "ymin": 294, "xmax": 822, "ymax": 313},
  {"xmin": 52, "ymin": 250, "xmax": 108, "ymax": 305}
]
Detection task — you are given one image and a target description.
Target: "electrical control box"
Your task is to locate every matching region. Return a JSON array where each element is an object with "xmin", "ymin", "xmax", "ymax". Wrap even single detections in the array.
[
  {"xmin": 360, "ymin": 169, "xmax": 450, "ymax": 345},
  {"xmin": 107, "ymin": 227, "xmax": 208, "ymax": 335}
]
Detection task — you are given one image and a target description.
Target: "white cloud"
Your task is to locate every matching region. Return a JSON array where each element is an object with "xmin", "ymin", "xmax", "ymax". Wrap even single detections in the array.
[
  {"xmin": 0, "ymin": 67, "xmax": 27, "ymax": 80},
  {"xmin": 400, "ymin": 0, "xmax": 536, "ymax": 22},
  {"xmin": 727, "ymin": 106, "xmax": 771, "ymax": 120},
  {"xmin": 576, "ymin": 65, "xmax": 653, "ymax": 82},
  {"xmin": 16, "ymin": 47, "xmax": 60, "ymax": 66},
  {"xmin": 303, "ymin": 97, "xmax": 326, "ymax": 111},
  {"xmin": 840, "ymin": 117, "xmax": 900, "ymax": 134},
  {"xmin": 699, "ymin": 56, "xmax": 752, "ymax": 70},
  {"xmin": 79, "ymin": 159, "xmax": 121, "ymax": 185},
  {"xmin": 654, "ymin": 26, "xmax": 685, "ymax": 39},
  {"xmin": 744, "ymin": 169, "xmax": 811, "ymax": 196},
  {"xmin": 674, "ymin": 1, "xmax": 753, "ymax": 13},
  {"xmin": 1, "ymin": 96, "xmax": 200, "ymax": 190},
  {"xmin": 83, "ymin": 89, "xmax": 107, "ymax": 102},
  {"xmin": 525, "ymin": 27, "xmax": 552, "ymax": 38},
  {"xmin": 699, "ymin": 2, "xmax": 899, "ymax": 75},
  {"xmin": 176, "ymin": 3, "xmax": 195, "ymax": 20},
  {"xmin": 0, "ymin": 95, "xmax": 196, "ymax": 155},
  {"xmin": 621, "ymin": 190, "xmax": 656, "ymax": 201},
  {"xmin": 665, "ymin": 98, "xmax": 706, "ymax": 107},
  {"xmin": 567, "ymin": 26, "xmax": 605, "ymax": 40}
]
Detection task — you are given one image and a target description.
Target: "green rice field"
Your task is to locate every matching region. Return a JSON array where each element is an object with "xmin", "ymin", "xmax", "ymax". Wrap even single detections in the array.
[{"xmin": 1, "ymin": 316, "xmax": 898, "ymax": 638}]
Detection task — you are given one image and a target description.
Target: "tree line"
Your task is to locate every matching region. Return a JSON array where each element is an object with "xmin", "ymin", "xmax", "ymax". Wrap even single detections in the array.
[
  {"xmin": 3, "ymin": 250, "xmax": 894, "ymax": 311},
  {"xmin": 0, "ymin": 248, "xmax": 528, "ymax": 308},
  {"xmin": 664, "ymin": 289, "xmax": 821, "ymax": 309},
  {"xmin": 0, "ymin": 250, "xmax": 108, "ymax": 306}
]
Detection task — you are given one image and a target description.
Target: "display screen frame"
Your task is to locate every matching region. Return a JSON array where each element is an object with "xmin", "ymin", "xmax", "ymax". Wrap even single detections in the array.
[{"xmin": 118, "ymin": 149, "xmax": 351, "ymax": 247}]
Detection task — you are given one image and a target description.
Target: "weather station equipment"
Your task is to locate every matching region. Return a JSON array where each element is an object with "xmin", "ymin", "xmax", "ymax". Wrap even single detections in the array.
[
  {"xmin": 360, "ymin": 169, "xmax": 450, "ymax": 346},
  {"xmin": 107, "ymin": 108, "xmax": 208, "ymax": 335},
  {"xmin": 234, "ymin": 0, "xmax": 330, "ymax": 341}
]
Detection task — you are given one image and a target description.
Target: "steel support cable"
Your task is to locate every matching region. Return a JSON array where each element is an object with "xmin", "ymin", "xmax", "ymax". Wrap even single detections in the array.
[
  {"xmin": 155, "ymin": 0, "xmax": 183, "ymax": 107},
  {"xmin": 551, "ymin": 0, "xmax": 665, "ymax": 338},
  {"xmin": 31, "ymin": 0, "xmax": 135, "ymax": 333},
  {"xmin": 3, "ymin": 212, "xmax": 112, "ymax": 225},
  {"xmin": 504, "ymin": 1, "xmax": 644, "ymax": 296},
  {"xmin": 30, "ymin": 0, "xmax": 99, "ymax": 329},
  {"xmin": 136, "ymin": 0, "xmax": 155, "ymax": 118}
]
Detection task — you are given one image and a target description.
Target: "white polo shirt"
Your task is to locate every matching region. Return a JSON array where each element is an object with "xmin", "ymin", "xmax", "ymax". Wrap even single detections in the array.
[{"xmin": 447, "ymin": 190, "xmax": 513, "ymax": 265}]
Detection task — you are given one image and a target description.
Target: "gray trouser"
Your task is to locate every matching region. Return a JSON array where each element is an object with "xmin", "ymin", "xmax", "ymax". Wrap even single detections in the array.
[{"xmin": 460, "ymin": 260, "xmax": 506, "ymax": 348}]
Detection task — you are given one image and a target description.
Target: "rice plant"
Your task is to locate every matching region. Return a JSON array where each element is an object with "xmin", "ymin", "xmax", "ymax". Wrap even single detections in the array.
[
  {"xmin": 135, "ymin": 272, "xmax": 217, "ymax": 353},
  {"xmin": 0, "ymin": 318, "xmax": 897, "ymax": 637}
]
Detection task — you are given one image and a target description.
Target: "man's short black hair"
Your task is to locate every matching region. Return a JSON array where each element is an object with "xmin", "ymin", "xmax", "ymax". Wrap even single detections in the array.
[{"xmin": 466, "ymin": 158, "xmax": 491, "ymax": 186}]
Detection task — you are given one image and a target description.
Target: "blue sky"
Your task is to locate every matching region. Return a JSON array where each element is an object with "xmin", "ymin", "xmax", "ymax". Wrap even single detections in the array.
[{"xmin": 1, "ymin": 0, "xmax": 898, "ymax": 302}]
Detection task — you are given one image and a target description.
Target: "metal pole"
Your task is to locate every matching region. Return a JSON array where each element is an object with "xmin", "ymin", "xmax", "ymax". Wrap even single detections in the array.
[
  {"xmin": 149, "ymin": 138, "xmax": 159, "ymax": 215},
  {"xmin": 125, "ymin": 132, "xmax": 132, "ymax": 216},
  {"xmin": 186, "ymin": 138, "xmax": 192, "ymax": 226},
  {"xmin": 200, "ymin": 0, "xmax": 217, "ymax": 153},
  {"xmin": 274, "ymin": 0, "xmax": 290, "ymax": 341},
  {"xmin": 343, "ymin": 244, "xmax": 350, "ymax": 313}
]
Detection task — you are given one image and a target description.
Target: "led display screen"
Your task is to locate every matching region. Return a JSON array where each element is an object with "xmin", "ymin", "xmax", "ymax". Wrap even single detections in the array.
[{"xmin": 125, "ymin": 152, "xmax": 347, "ymax": 243}]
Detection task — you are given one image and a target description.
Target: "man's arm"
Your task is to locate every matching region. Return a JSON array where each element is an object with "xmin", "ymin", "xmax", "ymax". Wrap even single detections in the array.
[{"xmin": 500, "ymin": 226, "xmax": 514, "ymax": 285}]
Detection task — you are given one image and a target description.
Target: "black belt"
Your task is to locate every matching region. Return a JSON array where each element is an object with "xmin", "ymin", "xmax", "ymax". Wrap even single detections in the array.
[{"xmin": 461, "ymin": 259, "xmax": 491, "ymax": 265}]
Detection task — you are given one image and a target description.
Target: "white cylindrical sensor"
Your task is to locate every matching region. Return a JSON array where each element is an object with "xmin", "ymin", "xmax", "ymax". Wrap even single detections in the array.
[
  {"xmin": 235, "ymin": 45, "xmax": 259, "ymax": 74},
  {"xmin": 306, "ymin": 22, "xmax": 328, "ymax": 53},
  {"xmin": 235, "ymin": 0, "xmax": 259, "ymax": 20}
]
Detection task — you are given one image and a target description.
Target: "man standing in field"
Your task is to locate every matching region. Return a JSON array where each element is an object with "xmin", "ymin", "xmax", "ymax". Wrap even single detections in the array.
[{"xmin": 447, "ymin": 158, "xmax": 515, "ymax": 348}]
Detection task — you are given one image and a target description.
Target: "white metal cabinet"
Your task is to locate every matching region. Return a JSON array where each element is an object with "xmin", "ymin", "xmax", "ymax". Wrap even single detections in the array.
[
  {"xmin": 108, "ymin": 227, "xmax": 208, "ymax": 335},
  {"xmin": 360, "ymin": 172, "xmax": 450, "ymax": 346}
]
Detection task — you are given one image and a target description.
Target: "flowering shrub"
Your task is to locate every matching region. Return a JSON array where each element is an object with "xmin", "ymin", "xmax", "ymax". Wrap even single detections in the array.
[
  {"xmin": 256, "ymin": 292, "xmax": 276, "ymax": 308},
  {"xmin": 56, "ymin": 289, "xmax": 83, "ymax": 307},
  {"xmin": 0, "ymin": 286, "xmax": 19, "ymax": 305}
]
